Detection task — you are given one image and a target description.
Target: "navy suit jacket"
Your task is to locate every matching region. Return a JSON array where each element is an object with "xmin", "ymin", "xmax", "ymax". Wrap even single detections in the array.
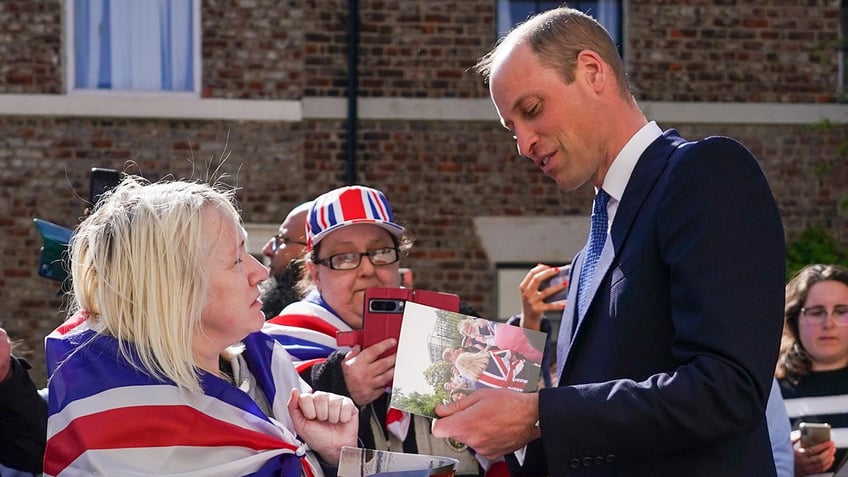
[{"xmin": 516, "ymin": 130, "xmax": 785, "ymax": 476}]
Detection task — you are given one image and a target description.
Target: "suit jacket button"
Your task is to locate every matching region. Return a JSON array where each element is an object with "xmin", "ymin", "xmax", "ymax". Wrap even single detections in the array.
[
  {"xmin": 606, "ymin": 454, "xmax": 616, "ymax": 464},
  {"xmin": 582, "ymin": 456, "xmax": 593, "ymax": 467},
  {"xmin": 594, "ymin": 456, "xmax": 605, "ymax": 465},
  {"xmin": 569, "ymin": 458, "xmax": 581, "ymax": 469}
]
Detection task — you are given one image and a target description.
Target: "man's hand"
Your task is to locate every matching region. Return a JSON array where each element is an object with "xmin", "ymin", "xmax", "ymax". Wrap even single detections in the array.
[
  {"xmin": 0, "ymin": 328, "xmax": 12, "ymax": 383},
  {"xmin": 432, "ymin": 388, "xmax": 541, "ymax": 460},
  {"xmin": 341, "ymin": 338, "xmax": 397, "ymax": 406},
  {"xmin": 288, "ymin": 389, "xmax": 358, "ymax": 466}
]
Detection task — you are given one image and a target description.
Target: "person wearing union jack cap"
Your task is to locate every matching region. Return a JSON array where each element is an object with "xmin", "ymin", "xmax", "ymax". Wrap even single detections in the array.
[{"xmin": 268, "ymin": 185, "xmax": 491, "ymax": 477}]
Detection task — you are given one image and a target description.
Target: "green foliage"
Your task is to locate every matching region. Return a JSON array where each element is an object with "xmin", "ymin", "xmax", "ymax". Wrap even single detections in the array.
[
  {"xmin": 390, "ymin": 389, "xmax": 447, "ymax": 419},
  {"xmin": 423, "ymin": 360, "xmax": 455, "ymax": 388},
  {"xmin": 786, "ymin": 227, "xmax": 848, "ymax": 279}
]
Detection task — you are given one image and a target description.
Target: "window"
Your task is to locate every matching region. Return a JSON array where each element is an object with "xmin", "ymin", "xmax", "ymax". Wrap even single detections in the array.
[
  {"xmin": 67, "ymin": 0, "xmax": 199, "ymax": 94},
  {"xmin": 840, "ymin": 0, "xmax": 848, "ymax": 100},
  {"xmin": 497, "ymin": 0, "xmax": 623, "ymax": 55}
]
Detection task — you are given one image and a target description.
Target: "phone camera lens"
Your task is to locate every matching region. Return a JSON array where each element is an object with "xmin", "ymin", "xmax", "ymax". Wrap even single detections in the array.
[{"xmin": 371, "ymin": 300, "xmax": 403, "ymax": 312}]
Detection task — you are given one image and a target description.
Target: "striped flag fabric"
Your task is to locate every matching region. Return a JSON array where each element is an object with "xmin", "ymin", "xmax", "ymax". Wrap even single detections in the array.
[
  {"xmin": 44, "ymin": 311, "xmax": 321, "ymax": 477},
  {"xmin": 267, "ymin": 294, "xmax": 411, "ymax": 443},
  {"xmin": 266, "ymin": 298, "xmax": 354, "ymax": 375}
]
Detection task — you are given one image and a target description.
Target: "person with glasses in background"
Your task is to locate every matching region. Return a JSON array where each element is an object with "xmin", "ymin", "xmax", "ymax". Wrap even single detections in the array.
[
  {"xmin": 777, "ymin": 264, "xmax": 848, "ymax": 476},
  {"xmin": 267, "ymin": 185, "xmax": 486, "ymax": 477},
  {"xmin": 260, "ymin": 201, "xmax": 312, "ymax": 318}
]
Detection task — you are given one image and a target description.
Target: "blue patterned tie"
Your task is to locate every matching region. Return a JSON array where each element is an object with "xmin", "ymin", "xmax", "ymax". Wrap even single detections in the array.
[{"xmin": 577, "ymin": 189, "xmax": 610, "ymax": 317}]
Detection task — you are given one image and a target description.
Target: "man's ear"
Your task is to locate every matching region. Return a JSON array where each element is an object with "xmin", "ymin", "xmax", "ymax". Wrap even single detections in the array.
[{"xmin": 576, "ymin": 50, "xmax": 606, "ymax": 93}]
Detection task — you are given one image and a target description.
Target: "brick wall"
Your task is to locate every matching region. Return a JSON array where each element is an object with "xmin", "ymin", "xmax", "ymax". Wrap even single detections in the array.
[
  {"xmin": 355, "ymin": 0, "xmax": 492, "ymax": 98},
  {"xmin": 627, "ymin": 0, "xmax": 841, "ymax": 102},
  {"xmin": 0, "ymin": 0, "xmax": 63, "ymax": 94},
  {"xmin": 201, "ymin": 0, "xmax": 306, "ymax": 99}
]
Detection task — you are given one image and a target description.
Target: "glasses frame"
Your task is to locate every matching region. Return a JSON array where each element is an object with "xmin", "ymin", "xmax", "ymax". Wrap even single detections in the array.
[
  {"xmin": 799, "ymin": 305, "xmax": 848, "ymax": 327},
  {"xmin": 316, "ymin": 247, "xmax": 400, "ymax": 271},
  {"xmin": 271, "ymin": 233, "xmax": 307, "ymax": 253}
]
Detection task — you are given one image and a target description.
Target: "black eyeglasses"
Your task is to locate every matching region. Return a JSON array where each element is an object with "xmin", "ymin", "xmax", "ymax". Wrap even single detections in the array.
[
  {"xmin": 800, "ymin": 305, "xmax": 848, "ymax": 327},
  {"xmin": 271, "ymin": 233, "xmax": 307, "ymax": 253},
  {"xmin": 316, "ymin": 247, "xmax": 399, "ymax": 270}
]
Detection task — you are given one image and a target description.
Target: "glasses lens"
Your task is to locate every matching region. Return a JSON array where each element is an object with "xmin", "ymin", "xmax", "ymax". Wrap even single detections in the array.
[
  {"xmin": 330, "ymin": 252, "xmax": 361, "ymax": 270},
  {"xmin": 370, "ymin": 247, "xmax": 399, "ymax": 265},
  {"xmin": 835, "ymin": 306, "xmax": 848, "ymax": 325},
  {"xmin": 322, "ymin": 248, "xmax": 399, "ymax": 270},
  {"xmin": 803, "ymin": 307, "xmax": 826, "ymax": 321}
]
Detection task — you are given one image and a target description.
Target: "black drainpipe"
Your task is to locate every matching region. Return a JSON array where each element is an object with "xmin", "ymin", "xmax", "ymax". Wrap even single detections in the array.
[{"xmin": 345, "ymin": 0, "xmax": 359, "ymax": 185}]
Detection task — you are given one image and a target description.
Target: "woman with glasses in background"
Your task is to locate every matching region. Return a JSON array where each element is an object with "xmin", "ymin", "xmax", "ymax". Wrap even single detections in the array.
[
  {"xmin": 777, "ymin": 264, "xmax": 848, "ymax": 476},
  {"xmin": 267, "ymin": 185, "xmax": 483, "ymax": 476}
]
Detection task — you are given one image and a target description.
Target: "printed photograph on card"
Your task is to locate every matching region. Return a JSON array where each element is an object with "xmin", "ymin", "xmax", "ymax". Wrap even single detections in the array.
[
  {"xmin": 337, "ymin": 446, "xmax": 458, "ymax": 477},
  {"xmin": 390, "ymin": 302, "xmax": 547, "ymax": 418}
]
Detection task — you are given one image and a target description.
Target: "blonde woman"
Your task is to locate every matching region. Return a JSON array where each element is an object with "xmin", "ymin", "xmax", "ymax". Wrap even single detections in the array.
[{"xmin": 45, "ymin": 177, "xmax": 356, "ymax": 477}]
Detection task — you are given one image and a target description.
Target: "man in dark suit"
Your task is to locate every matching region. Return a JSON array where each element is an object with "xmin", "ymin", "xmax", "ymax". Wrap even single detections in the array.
[{"xmin": 432, "ymin": 6, "xmax": 785, "ymax": 476}]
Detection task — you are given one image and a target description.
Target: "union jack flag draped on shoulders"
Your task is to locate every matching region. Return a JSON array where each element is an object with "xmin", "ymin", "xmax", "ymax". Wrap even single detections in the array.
[
  {"xmin": 266, "ymin": 292, "xmax": 353, "ymax": 375},
  {"xmin": 266, "ymin": 292, "xmax": 411, "ymax": 443},
  {"xmin": 44, "ymin": 311, "xmax": 322, "ymax": 477}
]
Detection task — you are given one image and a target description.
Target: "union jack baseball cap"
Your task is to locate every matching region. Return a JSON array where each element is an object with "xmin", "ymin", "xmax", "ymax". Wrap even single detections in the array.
[{"xmin": 306, "ymin": 185, "xmax": 405, "ymax": 250}]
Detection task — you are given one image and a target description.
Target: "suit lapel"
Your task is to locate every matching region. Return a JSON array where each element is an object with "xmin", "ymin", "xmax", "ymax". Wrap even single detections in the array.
[
  {"xmin": 557, "ymin": 130, "xmax": 688, "ymax": 383},
  {"xmin": 555, "ymin": 248, "xmax": 584, "ymax": 377}
]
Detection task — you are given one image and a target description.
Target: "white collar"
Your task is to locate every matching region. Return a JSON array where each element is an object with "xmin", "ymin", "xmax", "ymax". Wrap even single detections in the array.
[{"xmin": 601, "ymin": 121, "xmax": 662, "ymax": 202}]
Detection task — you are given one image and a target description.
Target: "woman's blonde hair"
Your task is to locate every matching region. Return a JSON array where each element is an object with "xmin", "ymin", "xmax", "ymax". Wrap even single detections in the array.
[
  {"xmin": 453, "ymin": 350, "xmax": 490, "ymax": 380},
  {"xmin": 69, "ymin": 176, "xmax": 239, "ymax": 392}
]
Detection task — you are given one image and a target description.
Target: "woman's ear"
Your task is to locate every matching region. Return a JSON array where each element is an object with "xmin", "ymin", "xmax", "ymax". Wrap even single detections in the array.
[{"xmin": 306, "ymin": 261, "xmax": 320, "ymax": 290}]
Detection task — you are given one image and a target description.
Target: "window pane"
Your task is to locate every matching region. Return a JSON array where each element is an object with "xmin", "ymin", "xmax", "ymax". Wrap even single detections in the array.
[
  {"xmin": 497, "ymin": 0, "xmax": 623, "ymax": 55},
  {"xmin": 72, "ymin": 0, "xmax": 194, "ymax": 92}
]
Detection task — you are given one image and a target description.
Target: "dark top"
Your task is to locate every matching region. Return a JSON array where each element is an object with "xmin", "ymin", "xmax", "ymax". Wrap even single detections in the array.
[{"xmin": 0, "ymin": 357, "xmax": 48, "ymax": 473}]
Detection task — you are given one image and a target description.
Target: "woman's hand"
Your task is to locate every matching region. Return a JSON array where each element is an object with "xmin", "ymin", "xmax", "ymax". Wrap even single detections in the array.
[
  {"xmin": 341, "ymin": 338, "xmax": 397, "ymax": 406},
  {"xmin": 518, "ymin": 264, "xmax": 567, "ymax": 331},
  {"xmin": 288, "ymin": 389, "xmax": 358, "ymax": 466},
  {"xmin": 793, "ymin": 436, "xmax": 836, "ymax": 476}
]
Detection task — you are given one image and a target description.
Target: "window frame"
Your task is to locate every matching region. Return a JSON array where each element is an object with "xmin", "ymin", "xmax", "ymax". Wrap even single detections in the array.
[{"xmin": 64, "ymin": 0, "xmax": 202, "ymax": 97}]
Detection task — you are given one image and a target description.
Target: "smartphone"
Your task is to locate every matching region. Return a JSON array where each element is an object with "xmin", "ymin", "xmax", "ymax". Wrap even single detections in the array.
[
  {"xmin": 540, "ymin": 265, "xmax": 571, "ymax": 303},
  {"xmin": 800, "ymin": 422, "xmax": 831, "ymax": 448},
  {"xmin": 336, "ymin": 287, "xmax": 460, "ymax": 357},
  {"xmin": 88, "ymin": 167, "xmax": 121, "ymax": 207}
]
